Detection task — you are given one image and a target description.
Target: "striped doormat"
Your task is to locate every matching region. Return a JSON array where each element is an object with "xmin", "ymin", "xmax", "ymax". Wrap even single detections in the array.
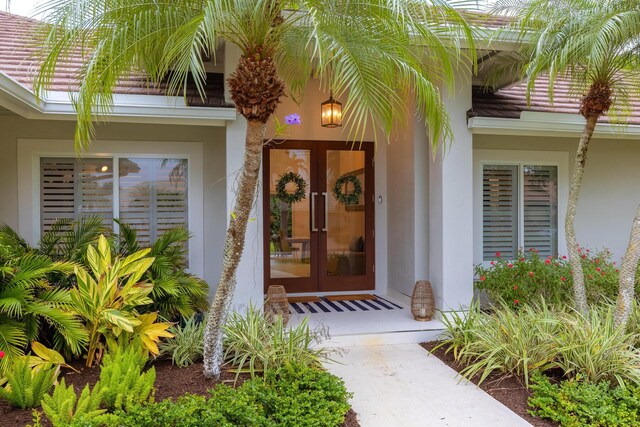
[{"xmin": 289, "ymin": 295, "xmax": 403, "ymax": 314}]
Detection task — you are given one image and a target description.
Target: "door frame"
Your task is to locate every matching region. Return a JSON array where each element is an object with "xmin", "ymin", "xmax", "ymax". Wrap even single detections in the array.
[{"xmin": 262, "ymin": 140, "xmax": 375, "ymax": 294}]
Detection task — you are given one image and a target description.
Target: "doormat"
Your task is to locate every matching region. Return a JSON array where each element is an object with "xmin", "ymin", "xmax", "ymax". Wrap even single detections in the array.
[
  {"xmin": 287, "ymin": 296, "xmax": 322, "ymax": 304},
  {"xmin": 289, "ymin": 295, "xmax": 403, "ymax": 314}
]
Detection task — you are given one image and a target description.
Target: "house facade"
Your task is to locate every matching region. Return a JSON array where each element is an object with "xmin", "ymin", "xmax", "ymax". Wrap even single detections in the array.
[{"xmin": 1, "ymin": 11, "xmax": 638, "ymax": 313}]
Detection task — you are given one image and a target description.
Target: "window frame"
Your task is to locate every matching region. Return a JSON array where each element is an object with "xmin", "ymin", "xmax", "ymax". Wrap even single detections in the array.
[
  {"xmin": 473, "ymin": 149, "xmax": 569, "ymax": 265},
  {"xmin": 18, "ymin": 139, "xmax": 204, "ymax": 278}
]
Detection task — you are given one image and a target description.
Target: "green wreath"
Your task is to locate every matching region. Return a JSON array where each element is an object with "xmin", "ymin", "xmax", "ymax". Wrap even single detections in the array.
[
  {"xmin": 275, "ymin": 171, "xmax": 307, "ymax": 204},
  {"xmin": 333, "ymin": 174, "xmax": 362, "ymax": 205}
]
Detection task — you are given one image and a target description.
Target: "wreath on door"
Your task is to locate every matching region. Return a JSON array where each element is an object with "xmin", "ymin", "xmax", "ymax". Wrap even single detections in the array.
[
  {"xmin": 333, "ymin": 173, "xmax": 362, "ymax": 205},
  {"xmin": 275, "ymin": 171, "xmax": 307, "ymax": 204}
]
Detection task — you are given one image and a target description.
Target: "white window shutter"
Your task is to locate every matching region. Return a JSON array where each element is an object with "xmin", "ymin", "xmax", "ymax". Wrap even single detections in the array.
[
  {"xmin": 482, "ymin": 165, "xmax": 519, "ymax": 260},
  {"xmin": 523, "ymin": 165, "xmax": 558, "ymax": 257},
  {"xmin": 40, "ymin": 158, "xmax": 113, "ymax": 233},
  {"xmin": 119, "ymin": 158, "xmax": 188, "ymax": 246}
]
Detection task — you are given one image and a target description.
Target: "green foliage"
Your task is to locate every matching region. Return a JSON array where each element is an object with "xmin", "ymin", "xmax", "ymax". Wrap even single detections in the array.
[
  {"xmin": 223, "ymin": 305, "xmax": 330, "ymax": 379},
  {"xmin": 435, "ymin": 299, "xmax": 483, "ymax": 361},
  {"xmin": 98, "ymin": 364, "xmax": 350, "ymax": 427},
  {"xmin": 554, "ymin": 305, "xmax": 640, "ymax": 386},
  {"xmin": 98, "ymin": 345, "xmax": 156, "ymax": 412},
  {"xmin": 249, "ymin": 363, "xmax": 352, "ymax": 427},
  {"xmin": 529, "ymin": 372, "xmax": 640, "ymax": 427},
  {"xmin": 116, "ymin": 223, "xmax": 209, "ymax": 320},
  {"xmin": 0, "ymin": 358, "xmax": 57, "ymax": 409},
  {"xmin": 159, "ymin": 315, "xmax": 205, "ymax": 368},
  {"xmin": 0, "ymin": 243, "xmax": 86, "ymax": 368},
  {"xmin": 475, "ymin": 249, "xmax": 627, "ymax": 307},
  {"xmin": 70, "ymin": 235, "xmax": 172, "ymax": 366},
  {"xmin": 450, "ymin": 301, "xmax": 640, "ymax": 387},
  {"xmin": 457, "ymin": 300, "xmax": 560, "ymax": 387},
  {"xmin": 40, "ymin": 379, "xmax": 106, "ymax": 427}
]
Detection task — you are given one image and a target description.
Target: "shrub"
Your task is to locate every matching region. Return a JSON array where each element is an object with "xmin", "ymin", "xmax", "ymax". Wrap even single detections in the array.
[
  {"xmin": 554, "ymin": 305, "xmax": 640, "ymax": 386},
  {"xmin": 70, "ymin": 235, "xmax": 173, "ymax": 366},
  {"xmin": 474, "ymin": 248, "xmax": 628, "ymax": 307},
  {"xmin": 223, "ymin": 305, "xmax": 330, "ymax": 379},
  {"xmin": 0, "ymin": 244, "xmax": 86, "ymax": 365},
  {"xmin": 0, "ymin": 358, "xmax": 58, "ymax": 408},
  {"xmin": 40, "ymin": 379, "xmax": 106, "ymax": 427},
  {"xmin": 100, "ymin": 364, "xmax": 351, "ymax": 427},
  {"xmin": 159, "ymin": 315, "xmax": 205, "ymax": 368},
  {"xmin": 435, "ymin": 299, "xmax": 484, "ymax": 361},
  {"xmin": 529, "ymin": 372, "xmax": 640, "ymax": 427},
  {"xmin": 457, "ymin": 300, "xmax": 560, "ymax": 386},
  {"xmin": 98, "ymin": 345, "xmax": 156, "ymax": 411},
  {"xmin": 248, "ymin": 363, "xmax": 352, "ymax": 427}
]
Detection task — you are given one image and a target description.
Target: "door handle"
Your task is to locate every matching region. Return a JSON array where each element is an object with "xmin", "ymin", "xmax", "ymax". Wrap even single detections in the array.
[
  {"xmin": 322, "ymin": 192, "xmax": 328, "ymax": 232},
  {"xmin": 311, "ymin": 192, "xmax": 318, "ymax": 232}
]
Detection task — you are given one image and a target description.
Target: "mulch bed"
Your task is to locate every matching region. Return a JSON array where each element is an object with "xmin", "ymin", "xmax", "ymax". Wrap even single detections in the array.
[
  {"xmin": 421, "ymin": 342, "xmax": 558, "ymax": 427},
  {"xmin": 1, "ymin": 360, "xmax": 360, "ymax": 427}
]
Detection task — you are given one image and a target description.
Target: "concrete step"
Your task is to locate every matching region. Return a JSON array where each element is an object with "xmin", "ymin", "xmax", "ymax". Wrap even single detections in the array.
[{"xmin": 321, "ymin": 328, "xmax": 443, "ymax": 348}]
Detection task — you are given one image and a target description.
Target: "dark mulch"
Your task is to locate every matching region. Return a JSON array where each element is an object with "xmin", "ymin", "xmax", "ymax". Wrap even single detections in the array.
[
  {"xmin": 1, "ymin": 360, "xmax": 360, "ymax": 427},
  {"xmin": 421, "ymin": 342, "xmax": 558, "ymax": 427}
]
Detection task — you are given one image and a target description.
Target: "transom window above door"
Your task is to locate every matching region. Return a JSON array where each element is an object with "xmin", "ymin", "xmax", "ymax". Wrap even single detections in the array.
[
  {"xmin": 40, "ymin": 157, "xmax": 188, "ymax": 246},
  {"xmin": 482, "ymin": 163, "xmax": 558, "ymax": 261}
]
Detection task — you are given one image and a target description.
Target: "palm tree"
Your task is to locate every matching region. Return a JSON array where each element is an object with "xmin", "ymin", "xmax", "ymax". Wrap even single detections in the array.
[
  {"xmin": 496, "ymin": 0, "xmax": 640, "ymax": 319},
  {"xmin": 35, "ymin": 0, "xmax": 475, "ymax": 377}
]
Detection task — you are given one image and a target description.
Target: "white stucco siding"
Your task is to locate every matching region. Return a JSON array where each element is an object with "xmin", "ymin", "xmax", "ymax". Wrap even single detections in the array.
[
  {"xmin": 0, "ymin": 115, "xmax": 227, "ymax": 297},
  {"xmin": 474, "ymin": 134, "xmax": 640, "ymax": 262}
]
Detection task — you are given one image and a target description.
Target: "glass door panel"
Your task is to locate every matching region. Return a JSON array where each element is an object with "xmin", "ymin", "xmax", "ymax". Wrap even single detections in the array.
[
  {"xmin": 325, "ymin": 150, "xmax": 366, "ymax": 277},
  {"xmin": 268, "ymin": 148, "xmax": 312, "ymax": 280}
]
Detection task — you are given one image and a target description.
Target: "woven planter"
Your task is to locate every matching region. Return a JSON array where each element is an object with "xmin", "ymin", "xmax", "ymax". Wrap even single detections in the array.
[
  {"xmin": 411, "ymin": 280, "xmax": 435, "ymax": 321},
  {"xmin": 265, "ymin": 285, "xmax": 290, "ymax": 324}
]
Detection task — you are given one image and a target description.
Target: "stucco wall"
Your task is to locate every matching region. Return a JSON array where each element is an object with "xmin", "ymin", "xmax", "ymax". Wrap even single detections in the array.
[
  {"xmin": 0, "ymin": 115, "xmax": 227, "ymax": 296},
  {"xmin": 474, "ymin": 133, "xmax": 640, "ymax": 261}
]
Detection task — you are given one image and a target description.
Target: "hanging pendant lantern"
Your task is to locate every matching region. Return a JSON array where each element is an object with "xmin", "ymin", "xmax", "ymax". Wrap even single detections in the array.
[{"xmin": 321, "ymin": 91, "xmax": 343, "ymax": 128}]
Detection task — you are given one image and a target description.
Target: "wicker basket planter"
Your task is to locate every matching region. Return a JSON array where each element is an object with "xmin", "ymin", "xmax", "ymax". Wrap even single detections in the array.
[
  {"xmin": 265, "ymin": 285, "xmax": 290, "ymax": 324},
  {"xmin": 411, "ymin": 280, "xmax": 435, "ymax": 321}
]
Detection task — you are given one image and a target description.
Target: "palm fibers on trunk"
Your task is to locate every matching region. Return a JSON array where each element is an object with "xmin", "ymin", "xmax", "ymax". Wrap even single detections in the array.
[
  {"xmin": 615, "ymin": 204, "xmax": 640, "ymax": 328},
  {"xmin": 203, "ymin": 51, "xmax": 285, "ymax": 378}
]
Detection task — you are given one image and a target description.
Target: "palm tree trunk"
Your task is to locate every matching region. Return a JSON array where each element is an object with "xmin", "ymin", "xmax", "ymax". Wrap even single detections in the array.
[
  {"xmin": 615, "ymin": 204, "xmax": 640, "ymax": 328},
  {"xmin": 566, "ymin": 114, "xmax": 598, "ymax": 316},
  {"xmin": 202, "ymin": 120, "xmax": 266, "ymax": 379}
]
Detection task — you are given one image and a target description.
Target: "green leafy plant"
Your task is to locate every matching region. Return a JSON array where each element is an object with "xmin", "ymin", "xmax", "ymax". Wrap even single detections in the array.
[
  {"xmin": 40, "ymin": 379, "xmax": 106, "ymax": 427},
  {"xmin": 457, "ymin": 299, "xmax": 560, "ymax": 386},
  {"xmin": 159, "ymin": 315, "xmax": 205, "ymax": 368},
  {"xmin": 102, "ymin": 364, "xmax": 350, "ymax": 427},
  {"xmin": 70, "ymin": 235, "xmax": 173, "ymax": 366},
  {"xmin": 528, "ymin": 372, "xmax": 640, "ymax": 427},
  {"xmin": 223, "ymin": 305, "xmax": 330, "ymax": 379},
  {"xmin": 554, "ymin": 305, "xmax": 640, "ymax": 386},
  {"xmin": 116, "ymin": 224, "xmax": 209, "ymax": 321},
  {"xmin": 98, "ymin": 345, "xmax": 156, "ymax": 411},
  {"xmin": 0, "ymin": 244, "xmax": 86, "ymax": 368},
  {"xmin": 475, "ymin": 249, "xmax": 627, "ymax": 307},
  {"xmin": 0, "ymin": 357, "xmax": 58, "ymax": 408},
  {"xmin": 434, "ymin": 299, "xmax": 484, "ymax": 361}
]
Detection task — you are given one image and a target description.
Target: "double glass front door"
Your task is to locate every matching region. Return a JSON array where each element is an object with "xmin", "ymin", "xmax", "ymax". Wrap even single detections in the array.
[{"xmin": 263, "ymin": 141, "xmax": 374, "ymax": 293}]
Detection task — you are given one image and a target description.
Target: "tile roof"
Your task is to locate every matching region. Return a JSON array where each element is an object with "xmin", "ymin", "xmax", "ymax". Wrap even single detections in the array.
[
  {"xmin": 0, "ymin": 11, "xmax": 230, "ymax": 107},
  {"xmin": 470, "ymin": 75, "xmax": 640, "ymax": 125}
]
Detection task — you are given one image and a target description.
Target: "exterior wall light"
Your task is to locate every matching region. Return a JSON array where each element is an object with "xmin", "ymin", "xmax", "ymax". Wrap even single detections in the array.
[{"xmin": 321, "ymin": 92, "xmax": 342, "ymax": 128}]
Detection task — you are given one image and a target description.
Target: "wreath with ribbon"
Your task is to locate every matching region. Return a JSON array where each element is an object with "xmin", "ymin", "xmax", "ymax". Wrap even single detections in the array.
[
  {"xmin": 275, "ymin": 171, "xmax": 307, "ymax": 204},
  {"xmin": 333, "ymin": 174, "xmax": 362, "ymax": 205}
]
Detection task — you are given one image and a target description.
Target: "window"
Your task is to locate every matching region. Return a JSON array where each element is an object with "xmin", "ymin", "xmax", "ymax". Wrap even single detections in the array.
[
  {"xmin": 40, "ymin": 157, "xmax": 188, "ymax": 245},
  {"xmin": 482, "ymin": 163, "xmax": 558, "ymax": 261}
]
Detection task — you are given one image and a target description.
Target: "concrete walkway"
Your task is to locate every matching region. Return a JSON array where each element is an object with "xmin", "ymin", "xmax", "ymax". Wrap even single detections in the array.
[{"xmin": 324, "ymin": 344, "xmax": 532, "ymax": 427}]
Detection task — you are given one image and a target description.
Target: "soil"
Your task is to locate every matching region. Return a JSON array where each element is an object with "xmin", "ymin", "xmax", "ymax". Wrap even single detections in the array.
[
  {"xmin": 1, "ymin": 360, "xmax": 361, "ymax": 427},
  {"xmin": 421, "ymin": 342, "xmax": 558, "ymax": 427}
]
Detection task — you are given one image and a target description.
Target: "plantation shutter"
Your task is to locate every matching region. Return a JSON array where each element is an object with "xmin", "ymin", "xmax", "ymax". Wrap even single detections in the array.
[
  {"xmin": 40, "ymin": 158, "xmax": 113, "ymax": 234},
  {"xmin": 482, "ymin": 165, "xmax": 519, "ymax": 260},
  {"xmin": 523, "ymin": 165, "xmax": 558, "ymax": 257},
  {"xmin": 119, "ymin": 158, "xmax": 188, "ymax": 246}
]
